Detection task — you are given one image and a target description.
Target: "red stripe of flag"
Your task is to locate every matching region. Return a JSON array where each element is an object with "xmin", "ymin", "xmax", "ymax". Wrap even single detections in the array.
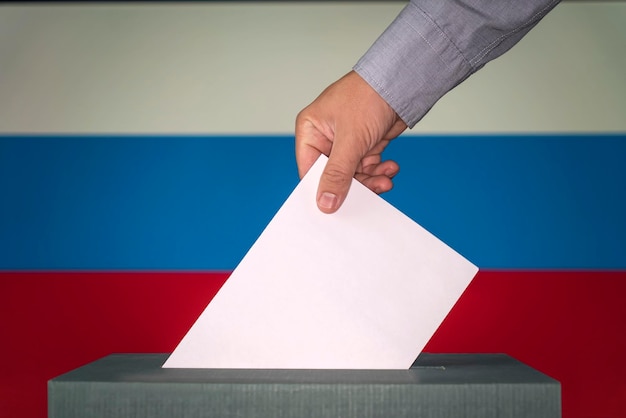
[{"xmin": 1, "ymin": 271, "xmax": 624, "ymax": 418}]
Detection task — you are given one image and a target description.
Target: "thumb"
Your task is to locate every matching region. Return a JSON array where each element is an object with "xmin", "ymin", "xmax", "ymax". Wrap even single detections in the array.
[{"xmin": 317, "ymin": 143, "xmax": 361, "ymax": 214}]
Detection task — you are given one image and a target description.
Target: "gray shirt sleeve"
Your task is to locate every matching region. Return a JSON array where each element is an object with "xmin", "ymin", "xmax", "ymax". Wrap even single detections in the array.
[{"xmin": 353, "ymin": 0, "xmax": 561, "ymax": 128}]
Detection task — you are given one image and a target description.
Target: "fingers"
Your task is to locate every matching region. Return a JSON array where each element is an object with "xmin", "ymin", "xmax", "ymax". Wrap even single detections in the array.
[
  {"xmin": 317, "ymin": 140, "xmax": 400, "ymax": 212},
  {"xmin": 360, "ymin": 158, "xmax": 399, "ymax": 179},
  {"xmin": 359, "ymin": 175, "xmax": 394, "ymax": 194},
  {"xmin": 316, "ymin": 137, "xmax": 362, "ymax": 213},
  {"xmin": 356, "ymin": 159, "xmax": 400, "ymax": 194}
]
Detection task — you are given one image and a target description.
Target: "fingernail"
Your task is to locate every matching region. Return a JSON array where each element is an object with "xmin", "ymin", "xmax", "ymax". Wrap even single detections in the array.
[{"xmin": 318, "ymin": 192, "xmax": 338, "ymax": 211}]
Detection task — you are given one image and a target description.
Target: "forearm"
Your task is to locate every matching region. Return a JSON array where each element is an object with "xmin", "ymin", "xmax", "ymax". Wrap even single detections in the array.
[{"xmin": 353, "ymin": 0, "xmax": 561, "ymax": 128}]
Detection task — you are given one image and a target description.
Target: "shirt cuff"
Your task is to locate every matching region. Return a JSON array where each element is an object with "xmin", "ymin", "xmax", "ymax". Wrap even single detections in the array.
[{"xmin": 353, "ymin": 2, "xmax": 473, "ymax": 128}]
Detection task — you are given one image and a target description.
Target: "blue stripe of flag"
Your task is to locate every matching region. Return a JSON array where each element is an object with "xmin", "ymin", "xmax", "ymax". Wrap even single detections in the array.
[{"xmin": 1, "ymin": 134, "xmax": 624, "ymax": 270}]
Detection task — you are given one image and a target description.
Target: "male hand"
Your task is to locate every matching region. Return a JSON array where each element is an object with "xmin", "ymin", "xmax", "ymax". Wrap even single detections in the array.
[{"xmin": 295, "ymin": 71, "xmax": 407, "ymax": 214}]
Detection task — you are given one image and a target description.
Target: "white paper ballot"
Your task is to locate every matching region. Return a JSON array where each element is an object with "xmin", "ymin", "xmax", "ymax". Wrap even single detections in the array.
[{"xmin": 164, "ymin": 155, "xmax": 478, "ymax": 369}]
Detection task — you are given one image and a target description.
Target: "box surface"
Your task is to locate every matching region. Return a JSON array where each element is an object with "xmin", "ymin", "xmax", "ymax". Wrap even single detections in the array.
[{"xmin": 48, "ymin": 353, "xmax": 560, "ymax": 418}]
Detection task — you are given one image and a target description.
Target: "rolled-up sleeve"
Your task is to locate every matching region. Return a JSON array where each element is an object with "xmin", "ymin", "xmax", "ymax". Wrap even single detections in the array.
[{"xmin": 353, "ymin": 0, "xmax": 560, "ymax": 127}]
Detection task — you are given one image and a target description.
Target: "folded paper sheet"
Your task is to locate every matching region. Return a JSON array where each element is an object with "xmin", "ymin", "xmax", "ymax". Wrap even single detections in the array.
[{"xmin": 164, "ymin": 156, "xmax": 478, "ymax": 369}]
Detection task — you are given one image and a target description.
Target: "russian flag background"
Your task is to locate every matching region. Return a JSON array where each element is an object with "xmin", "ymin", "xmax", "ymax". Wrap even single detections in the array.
[{"xmin": 1, "ymin": 3, "xmax": 625, "ymax": 418}]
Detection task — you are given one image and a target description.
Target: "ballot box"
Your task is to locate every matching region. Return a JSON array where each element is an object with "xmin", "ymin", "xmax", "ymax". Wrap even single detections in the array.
[{"xmin": 48, "ymin": 353, "xmax": 560, "ymax": 418}]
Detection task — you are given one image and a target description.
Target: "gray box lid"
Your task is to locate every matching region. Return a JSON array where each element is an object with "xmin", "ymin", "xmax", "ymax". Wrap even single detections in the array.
[{"xmin": 49, "ymin": 353, "xmax": 561, "ymax": 418}]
